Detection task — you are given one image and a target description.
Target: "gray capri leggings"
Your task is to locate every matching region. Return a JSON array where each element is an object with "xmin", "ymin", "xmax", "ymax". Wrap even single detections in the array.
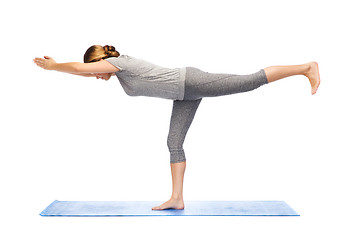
[{"xmin": 167, "ymin": 67, "xmax": 268, "ymax": 163}]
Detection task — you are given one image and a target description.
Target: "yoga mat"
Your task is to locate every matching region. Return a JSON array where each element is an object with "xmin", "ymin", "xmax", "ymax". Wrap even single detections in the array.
[{"xmin": 40, "ymin": 200, "xmax": 299, "ymax": 216}]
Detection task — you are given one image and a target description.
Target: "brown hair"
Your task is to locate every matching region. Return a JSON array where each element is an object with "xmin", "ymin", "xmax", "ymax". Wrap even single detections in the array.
[{"xmin": 84, "ymin": 45, "xmax": 120, "ymax": 63}]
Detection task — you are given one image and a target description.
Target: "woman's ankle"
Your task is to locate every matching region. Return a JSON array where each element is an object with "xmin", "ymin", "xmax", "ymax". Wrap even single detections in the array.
[
  {"xmin": 171, "ymin": 194, "xmax": 183, "ymax": 200},
  {"xmin": 302, "ymin": 62, "xmax": 312, "ymax": 76}
]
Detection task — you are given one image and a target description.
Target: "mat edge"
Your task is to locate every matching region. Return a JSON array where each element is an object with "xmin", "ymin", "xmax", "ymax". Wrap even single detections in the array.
[{"xmin": 39, "ymin": 200, "xmax": 59, "ymax": 216}]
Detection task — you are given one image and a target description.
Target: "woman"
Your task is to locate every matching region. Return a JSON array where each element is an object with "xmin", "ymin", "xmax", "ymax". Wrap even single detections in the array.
[{"xmin": 33, "ymin": 45, "xmax": 321, "ymax": 210}]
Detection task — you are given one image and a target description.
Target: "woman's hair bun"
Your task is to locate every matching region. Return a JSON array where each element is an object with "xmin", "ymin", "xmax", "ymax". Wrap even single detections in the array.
[
  {"xmin": 103, "ymin": 45, "xmax": 120, "ymax": 57},
  {"xmin": 104, "ymin": 45, "xmax": 115, "ymax": 53}
]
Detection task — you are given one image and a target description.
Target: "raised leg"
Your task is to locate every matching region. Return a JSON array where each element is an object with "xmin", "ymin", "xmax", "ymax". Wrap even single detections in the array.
[{"xmin": 264, "ymin": 61, "xmax": 320, "ymax": 94}]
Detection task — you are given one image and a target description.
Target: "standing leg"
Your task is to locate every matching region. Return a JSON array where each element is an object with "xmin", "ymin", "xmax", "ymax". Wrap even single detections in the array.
[
  {"xmin": 152, "ymin": 98, "xmax": 202, "ymax": 210},
  {"xmin": 264, "ymin": 61, "xmax": 320, "ymax": 94}
]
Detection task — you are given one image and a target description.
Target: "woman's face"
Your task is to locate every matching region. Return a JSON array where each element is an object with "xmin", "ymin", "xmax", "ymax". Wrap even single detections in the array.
[
  {"xmin": 92, "ymin": 73, "xmax": 113, "ymax": 81},
  {"xmin": 91, "ymin": 59, "xmax": 114, "ymax": 80}
]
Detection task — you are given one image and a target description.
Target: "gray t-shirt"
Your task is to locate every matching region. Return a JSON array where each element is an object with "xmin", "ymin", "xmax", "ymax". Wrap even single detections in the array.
[{"xmin": 105, "ymin": 55, "xmax": 186, "ymax": 100}]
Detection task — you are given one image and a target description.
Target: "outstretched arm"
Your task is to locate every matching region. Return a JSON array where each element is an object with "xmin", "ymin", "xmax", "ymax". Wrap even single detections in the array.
[
  {"xmin": 69, "ymin": 72, "xmax": 94, "ymax": 77},
  {"xmin": 33, "ymin": 56, "xmax": 119, "ymax": 75}
]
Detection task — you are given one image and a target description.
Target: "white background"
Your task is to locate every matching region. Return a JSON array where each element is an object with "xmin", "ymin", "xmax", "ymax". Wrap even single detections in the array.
[{"xmin": 1, "ymin": 0, "xmax": 345, "ymax": 239}]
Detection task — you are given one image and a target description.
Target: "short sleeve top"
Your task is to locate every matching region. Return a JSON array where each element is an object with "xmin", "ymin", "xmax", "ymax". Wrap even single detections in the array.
[{"xmin": 105, "ymin": 55, "xmax": 186, "ymax": 100}]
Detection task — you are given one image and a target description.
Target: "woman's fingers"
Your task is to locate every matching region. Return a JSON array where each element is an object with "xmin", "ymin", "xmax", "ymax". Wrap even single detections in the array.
[
  {"xmin": 33, "ymin": 58, "xmax": 43, "ymax": 66},
  {"xmin": 33, "ymin": 56, "xmax": 56, "ymax": 70},
  {"xmin": 33, "ymin": 58, "xmax": 41, "ymax": 66},
  {"xmin": 33, "ymin": 57, "xmax": 48, "ymax": 69},
  {"xmin": 34, "ymin": 57, "xmax": 44, "ymax": 63}
]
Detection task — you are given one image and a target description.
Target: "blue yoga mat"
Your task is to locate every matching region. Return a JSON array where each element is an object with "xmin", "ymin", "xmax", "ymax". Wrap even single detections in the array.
[{"xmin": 40, "ymin": 200, "xmax": 299, "ymax": 216}]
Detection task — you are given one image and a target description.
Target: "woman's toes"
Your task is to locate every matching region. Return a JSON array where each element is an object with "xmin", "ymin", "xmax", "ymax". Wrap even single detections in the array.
[{"xmin": 152, "ymin": 206, "xmax": 161, "ymax": 210}]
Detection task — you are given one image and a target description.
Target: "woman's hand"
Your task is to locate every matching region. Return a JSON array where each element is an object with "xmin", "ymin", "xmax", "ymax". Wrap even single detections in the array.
[{"xmin": 33, "ymin": 56, "xmax": 57, "ymax": 70}]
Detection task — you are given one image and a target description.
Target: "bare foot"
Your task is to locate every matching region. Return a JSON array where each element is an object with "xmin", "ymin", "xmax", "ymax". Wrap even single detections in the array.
[
  {"xmin": 152, "ymin": 197, "xmax": 185, "ymax": 210},
  {"xmin": 304, "ymin": 61, "xmax": 321, "ymax": 95}
]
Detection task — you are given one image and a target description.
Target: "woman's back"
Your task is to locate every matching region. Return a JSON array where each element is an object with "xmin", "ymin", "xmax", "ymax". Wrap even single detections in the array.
[{"xmin": 105, "ymin": 55, "xmax": 186, "ymax": 100}]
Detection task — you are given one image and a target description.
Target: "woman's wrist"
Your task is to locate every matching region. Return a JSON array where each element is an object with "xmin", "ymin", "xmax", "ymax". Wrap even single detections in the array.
[{"xmin": 50, "ymin": 62, "xmax": 59, "ymax": 71}]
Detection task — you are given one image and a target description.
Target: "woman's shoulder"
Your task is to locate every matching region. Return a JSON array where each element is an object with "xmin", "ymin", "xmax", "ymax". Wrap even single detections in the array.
[
  {"xmin": 106, "ymin": 55, "xmax": 133, "ymax": 63},
  {"xmin": 117, "ymin": 55, "xmax": 135, "ymax": 61},
  {"xmin": 110, "ymin": 55, "xmax": 153, "ymax": 66}
]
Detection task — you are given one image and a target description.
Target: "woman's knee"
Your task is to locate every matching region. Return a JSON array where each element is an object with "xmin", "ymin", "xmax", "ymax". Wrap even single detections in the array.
[
  {"xmin": 167, "ymin": 135, "xmax": 183, "ymax": 152},
  {"xmin": 167, "ymin": 136, "xmax": 186, "ymax": 163}
]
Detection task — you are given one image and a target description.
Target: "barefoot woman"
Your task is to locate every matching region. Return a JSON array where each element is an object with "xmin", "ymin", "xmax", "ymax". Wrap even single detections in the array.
[{"xmin": 33, "ymin": 45, "xmax": 320, "ymax": 210}]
